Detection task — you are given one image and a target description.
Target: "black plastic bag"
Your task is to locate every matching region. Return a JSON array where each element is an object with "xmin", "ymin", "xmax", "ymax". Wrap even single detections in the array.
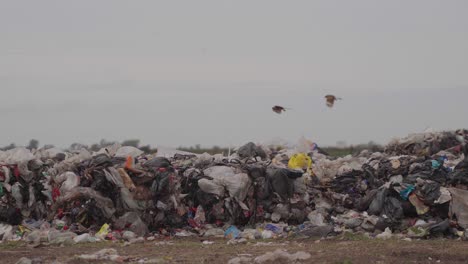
[
  {"xmin": 368, "ymin": 188, "xmax": 387, "ymax": 216},
  {"xmin": 237, "ymin": 142, "xmax": 266, "ymax": 160}
]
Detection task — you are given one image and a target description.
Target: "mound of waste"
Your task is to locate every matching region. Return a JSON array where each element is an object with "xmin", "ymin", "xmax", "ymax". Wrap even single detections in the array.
[{"xmin": 1, "ymin": 130, "xmax": 468, "ymax": 244}]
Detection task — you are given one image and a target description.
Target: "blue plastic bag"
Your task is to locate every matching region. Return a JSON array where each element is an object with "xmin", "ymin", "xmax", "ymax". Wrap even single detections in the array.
[
  {"xmin": 224, "ymin": 226, "xmax": 241, "ymax": 239},
  {"xmin": 399, "ymin": 185, "xmax": 415, "ymax": 201}
]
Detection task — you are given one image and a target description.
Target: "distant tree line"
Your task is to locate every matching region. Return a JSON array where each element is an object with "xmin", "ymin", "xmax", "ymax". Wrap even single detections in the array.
[
  {"xmin": 0, "ymin": 139, "xmax": 157, "ymax": 154},
  {"xmin": 0, "ymin": 139, "xmax": 383, "ymax": 158},
  {"xmin": 177, "ymin": 145, "xmax": 230, "ymax": 155},
  {"xmin": 322, "ymin": 141, "xmax": 384, "ymax": 157},
  {"xmin": 0, "ymin": 139, "xmax": 40, "ymax": 151}
]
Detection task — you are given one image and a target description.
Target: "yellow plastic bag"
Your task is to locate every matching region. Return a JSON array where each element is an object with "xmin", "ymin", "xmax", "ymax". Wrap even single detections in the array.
[
  {"xmin": 288, "ymin": 153, "xmax": 312, "ymax": 171},
  {"xmin": 96, "ymin": 223, "xmax": 110, "ymax": 239}
]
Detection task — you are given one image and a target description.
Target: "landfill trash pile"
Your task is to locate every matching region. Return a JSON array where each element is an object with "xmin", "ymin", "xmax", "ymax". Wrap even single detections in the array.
[{"xmin": 1, "ymin": 130, "xmax": 468, "ymax": 246}]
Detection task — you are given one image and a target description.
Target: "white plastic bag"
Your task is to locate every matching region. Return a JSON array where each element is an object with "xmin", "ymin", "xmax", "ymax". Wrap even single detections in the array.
[
  {"xmin": 93, "ymin": 143, "xmax": 122, "ymax": 157},
  {"xmin": 1, "ymin": 148, "xmax": 34, "ymax": 164},
  {"xmin": 115, "ymin": 146, "xmax": 143, "ymax": 158},
  {"xmin": 56, "ymin": 172, "xmax": 80, "ymax": 193},
  {"xmin": 200, "ymin": 167, "xmax": 252, "ymax": 200},
  {"xmin": 0, "ymin": 224, "xmax": 13, "ymax": 241}
]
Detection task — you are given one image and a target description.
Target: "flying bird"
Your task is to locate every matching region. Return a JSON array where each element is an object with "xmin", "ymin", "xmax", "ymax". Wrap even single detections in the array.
[
  {"xmin": 325, "ymin": 95, "xmax": 342, "ymax": 108},
  {"xmin": 272, "ymin": 105, "xmax": 289, "ymax": 114}
]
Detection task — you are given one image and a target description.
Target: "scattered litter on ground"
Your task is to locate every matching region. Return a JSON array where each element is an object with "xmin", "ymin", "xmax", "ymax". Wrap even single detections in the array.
[
  {"xmin": 254, "ymin": 249, "xmax": 312, "ymax": 263},
  {"xmin": 76, "ymin": 248, "xmax": 129, "ymax": 262}
]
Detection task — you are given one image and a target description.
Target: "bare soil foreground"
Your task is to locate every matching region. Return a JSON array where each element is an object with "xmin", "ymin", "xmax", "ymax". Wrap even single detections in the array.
[{"xmin": 1, "ymin": 238, "xmax": 468, "ymax": 264}]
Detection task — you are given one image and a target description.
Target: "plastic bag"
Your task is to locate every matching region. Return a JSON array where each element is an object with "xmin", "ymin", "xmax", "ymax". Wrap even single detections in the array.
[
  {"xmin": 11, "ymin": 183, "xmax": 23, "ymax": 209},
  {"xmin": 237, "ymin": 142, "xmax": 267, "ymax": 159},
  {"xmin": 293, "ymin": 174, "xmax": 309, "ymax": 194},
  {"xmin": 399, "ymin": 185, "xmax": 415, "ymax": 201},
  {"xmin": 125, "ymin": 156, "xmax": 134, "ymax": 169},
  {"xmin": 143, "ymin": 157, "xmax": 171, "ymax": 169},
  {"xmin": 203, "ymin": 228, "xmax": 225, "ymax": 238},
  {"xmin": 261, "ymin": 230, "xmax": 274, "ymax": 239},
  {"xmin": 117, "ymin": 168, "xmax": 136, "ymax": 192},
  {"xmin": 449, "ymin": 188, "xmax": 468, "ymax": 228},
  {"xmin": 1, "ymin": 148, "xmax": 34, "ymax": 164},
  {"xmin": 223, "ymin": 173, "xmax": 251, "ymax": 201},
  {"xmin": 48, "ymin": 230, "xmax": 77, "ymax": 245},
  {"xmin": 240, "ymin": 229, "xmax": 261, "ymax": 240},
  {"xmin": 55, "ymin": 172, "xmax": 80, "ymax": 193},
  {"xmin": 194, "ymin": 153, "xmax": 213, "ymax": 168},
  {"xmin": 120, "ymin": 188, "xmax": 144, "ymax": 211},
  {"xmin": 417, "ymin": 181, "xmax": 442, "ymax": 205},
  {"xmin": 25, "ymin": 230, "xmax": 49, "ymax": 244},
  {"xmin": 409, "ymin": 193, "xmax": 430, "ymax": 215},
  {"xmin": 225, "ymin": 226, "xmax": 241, "ymax": 239},
  {"xmin": 296, "ymin": 137, "xmax": 317, "ymax": 153},
  {"xmin": 77, "ymin": 249, "xmax": 126, "ymax": 262},
  {"xmin": 307, "ymin": 211, "xmax": 326, "ymax": 226},
  {"xmin": 428, "ymin": 219, "xmax": 450, "ymax": 236},
  {"xmin": 254, "ymin": 249, "xmax": 311, "ymax": 264},
  {"xmin": 74, "ymin": 233, "xmax": 97, "ymax": 243},
  {"xmin": 288, "ymin": 153, "xmax": 312, "ymax": 171},
  {"xmin": 194, "ymin": 205, "xmax": 206, "ymax": 226},
  {"xmin": 115, "ymin": 146, "xmax": 143, "ymax": 158},
  {"xmin": 204, "ymin": 166, "xmax": 236, "ymax": 178},
  {"xmin": 0, "ymin": 224, "xmax": 13, "ymax": 241},
  {"xmin": 122, "ymin": 231, "xmax": 137, "ymax": 241},
  {"xmin": 93, "ymin": 142, "xmax": 121, "ymax": 157},
  {"xmin": 376, "ymin": 227, "xmax": 392, "ymax": 240},
  {"xmin": 114, "ymin": 212, "xmax": 149, "ymax": 237},
  {"xmin": 51, "ymin": 187, "xmax": 116, "ymax": 219},
  {"xmin": 35, "ymin": 147, "xmax": 65, "ymax": 160},
  {"xmin": 47, "ymin": 149, "xmax": 92, "ymax": 177},
  {"xmin": 198, "ymin": 179, "xmax": 224, "ymax": 197},
  {"xmin": 104, "ymin": 167, "xmax": 124, "ymax": 188},
  {"xmin": 295, "ymin": 225, "xmax": 334, "ymax": 238},
  {"xmin": 265, "ymin": 224, "xmax": 283, "ymax": 234},
  {"xmin": 266, "ymin": 168, "xmax": 298, "ymax": 200},
  {"xmin": 382, "ymin": 197, "xmax": 404, "ymax": 222},
  {"xmin": 435, "ymin": 187, "xmax": 451, "ymax": 204},
  {"xmin": 96, "ymin": 224, "xmax": 110, "ymax": 239},
  {"xmin": 368, "ymin": 188, "xmax": 387, "ymax": 216},
  {"xmin": 200, "ymin": 167, "xmax": 252, "ymax": 201}
]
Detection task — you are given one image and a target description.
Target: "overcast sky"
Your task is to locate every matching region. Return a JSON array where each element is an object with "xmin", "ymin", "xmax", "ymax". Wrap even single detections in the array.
[{"xmin": 1, "ymin": 0, "xmax": 467, "ymax": 148}]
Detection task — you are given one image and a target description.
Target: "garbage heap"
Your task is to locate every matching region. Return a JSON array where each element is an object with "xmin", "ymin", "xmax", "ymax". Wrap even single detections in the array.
[{"xmin": 0, "ymin": 130, "xmax": 468, "ymax": 244}]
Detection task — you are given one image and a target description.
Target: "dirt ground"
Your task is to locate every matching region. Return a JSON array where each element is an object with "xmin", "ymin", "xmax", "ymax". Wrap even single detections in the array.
[{"xmin": 1, "ymin": 237, "xmax": 468, "ymax": 264}]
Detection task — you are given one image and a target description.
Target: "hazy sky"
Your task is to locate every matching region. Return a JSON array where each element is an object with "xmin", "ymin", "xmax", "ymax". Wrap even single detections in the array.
[{"xmin": 1, "ymin": 0, "xmax": 468, "ymax": 148}]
